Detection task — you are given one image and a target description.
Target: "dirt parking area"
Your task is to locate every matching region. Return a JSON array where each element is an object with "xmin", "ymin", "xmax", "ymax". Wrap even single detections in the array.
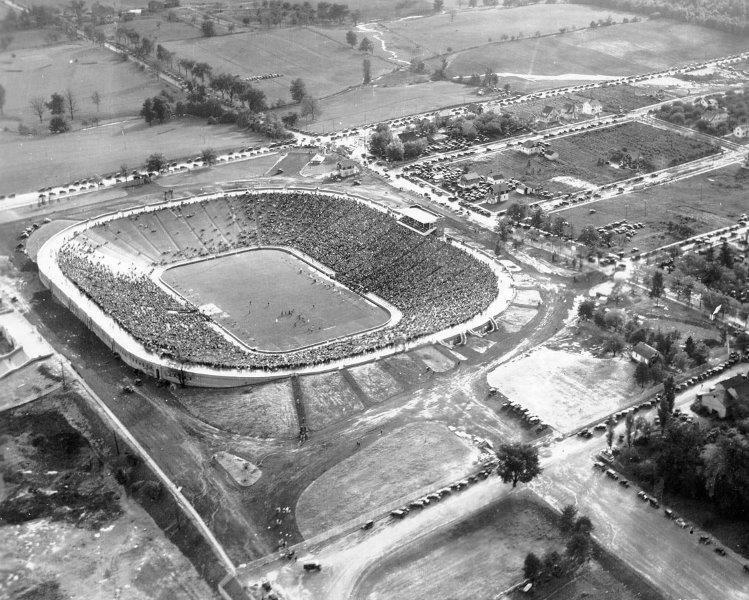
[
  {"xmin": 487, "ymin": 347, "xmax": 636, "ymax": 432},
  {"xmin": 347, "ymin": 362, "xmax": 404, "ymax": 404}
]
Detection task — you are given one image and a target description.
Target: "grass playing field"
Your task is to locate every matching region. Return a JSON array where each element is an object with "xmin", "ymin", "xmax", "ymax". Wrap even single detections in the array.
[{"xmin": 160, "ymin": 248, "xmax": 391, "ymax": 353}]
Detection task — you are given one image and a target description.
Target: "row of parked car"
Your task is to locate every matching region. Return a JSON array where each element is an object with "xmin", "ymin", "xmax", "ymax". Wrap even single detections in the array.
[
  {"xmin": 499, "ymin": 399, "xmax": 551, "ymax": 434},
  {"xmin": 389, "ymin": 465, "xmax": 495, "ymax": 520}
]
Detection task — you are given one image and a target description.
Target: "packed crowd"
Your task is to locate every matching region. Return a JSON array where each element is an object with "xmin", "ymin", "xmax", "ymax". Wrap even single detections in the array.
[{"xmin": 58, "ymin": 192, "xmax": 498, "ymax": 371}]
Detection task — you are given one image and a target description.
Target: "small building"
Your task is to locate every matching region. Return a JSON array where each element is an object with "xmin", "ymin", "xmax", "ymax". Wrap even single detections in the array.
[
  {"xmin": 538, "ymin": 105, "xmax": 558, "ymax": 123},
  {"xmin": 543, "ymin": 149, "xmax": 559, "ymax": 161},
  {"xmin": 487, "ymin": 173, "xmax": 506, "ymax": 186},
  {"xmin": 397, "ymin": 205, "xmax": 440, "ymax": 235},
  {"xmin": 126, "ymin": 8, "xmax": 143, "ymax": 14},
  {"xmin": 514, "ymin": 182, "xmax": 536, "ymax": 195},
  {"xmin": 458, "ymin": 171, "xmax": 483, "ymax": 189},
  {"xmin": 486, "ymin": 181, "xmax": 510, "ymax": 205},
  {"xmin": 579, "ymin": 99, "xmax": 603, "ymax": 115},
  {"xmin": 631, "ymin": 342, "xmax": 661, "ymax": 366},
  {"xmin": 518, "ymin": 140, "xmax": 543, "ymax": 156},
  {"xmin": 693, "ymin": 97, "xmax": 709, "ymax": 109},
  {"xmin": 309, "ymin": 153, "xmax": 326, "ymax": 165},
  {"xmin": 695, "ymin": 374, "xmax": 749, "ymax": 419},
  {"xmin": 702, "ymin": 109, "xmax": 728, "ymax": 125},
  {"xmin": 560, "ymin": 102, "xmax": 578, "ymax": 120},
  {"xmin": 696, "ymin": 384, "xmax": 729, "ymax": 418},
  {"xmin": 733, "ymin": 123, "xmax": 749, "ymax": 138},
  {"xmin": 335, "ymin": 160, "xmax": 359, "ymax": 178}
]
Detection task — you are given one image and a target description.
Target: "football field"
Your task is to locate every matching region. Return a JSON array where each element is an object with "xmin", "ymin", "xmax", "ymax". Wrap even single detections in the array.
[{"xmin": 161, "ymin": 248, "xmax": 391, "ymax": 353}]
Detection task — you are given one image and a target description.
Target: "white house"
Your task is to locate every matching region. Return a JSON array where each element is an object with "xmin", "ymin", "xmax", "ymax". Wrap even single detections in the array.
[
  {"xmin": 518, "ymin": 140, "xmax": 543, "ymax": 156},
  {"xmin": 486, "ymin": 181, "xmax": 510, "ymax": 205},
  {"xmin": 335, "ymin": 160, "xmax": 359, "ymax": 178},
  {"xmin": 631, "ymin": 341, "xmax": 661, "ymax": 366},
  {"xmin": 458, "ymin": 171, "xmax": 482, "ymax": 189},
  {"xmin": 579, "ymin": 99, "xmax": 603, "ymax": 115},
  {"xmin": 733, "ymin": 123, "xmax": 749, "ymax": 138}
]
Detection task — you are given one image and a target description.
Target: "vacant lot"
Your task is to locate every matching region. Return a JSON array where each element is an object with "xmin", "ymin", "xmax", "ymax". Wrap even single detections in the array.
[
  {"xmin": 164, "ymin": 27, "xmax": 393, "ymax": 103},
  {"xmin": 487, "ymin": 347, "xmax": 636, "ymax": 432},
  {"xmin": 558, "ymin": 164, "xmax": 748, "ymax": 252},
  {"xmin": 352, "ymin": 496, "xmax": 563, "ymax": 600},
  {"xmin": 469, "ymin": 121, "xmax": 718, "ymax": 194},
  {"xmin": 0, "ymin": 42, "xmax": 168, "ymax": 127},
  {"xmin": 162, "ymin": 248, "xmax": 390, "ymax": 352},
  {"xmin": 0, "ymin": 119, "xmax": 263, "ymax": 195},
  {"xmin": 439, "ymin": 21, "xmax": 749, "ymax": 79},
  {"xmin": 381, "ymin": 4, "xmax": 637, "ymax": 58},
  {"xmin": 299, "ymin": 371, "xmax": 365, "ymax": 430},
  {"xmin": 295, "ymin": 421, "xmax": 478, "ymax": 537},
  {"xmin": 174, "ymin": 379, "xmax": 298, "ymax": 438}
]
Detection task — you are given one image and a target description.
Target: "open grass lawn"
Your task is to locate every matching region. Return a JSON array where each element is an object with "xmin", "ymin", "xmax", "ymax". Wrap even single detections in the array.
[
  {"xmin": 557, "ymin": 164, "xmax": 749, "ymax": 252},
  {"xmin": 161, "ymin": 248, "xmax": 391, "ymax": 353},
  {"xmin": 302, "ymin": 80, "xmax": 473, "ymax": 133},
  {"xmin": 381, "ymin": 3, "xmax": 638, "ymax": 58},
  {"xmin": 438, "ymin": 20, "xmax": 749, "ymax": 78},
  {"xmin": 352, "ymin": 497, "xmax": 564, "ymax": 600},
  {"xmin": 98, "ymin": 17, "xmax": 202, "ymax": 44},
  {"xmin": 0, "ymin": 118, "xmax": 263, "ymax": 195},
  {"xmin": 295, "ymin": 421, "xmax": 477, "ymax": 537},
  {"xmin": 164, "ymin": 27, "xmax": 394, "ymax": 104},
  {"xmin": 0, "ymin": 41, "xmax": 168, "ymax": 127}
]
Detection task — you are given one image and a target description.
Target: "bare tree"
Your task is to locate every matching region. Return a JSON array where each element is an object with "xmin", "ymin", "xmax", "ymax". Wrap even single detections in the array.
[
  {"xmin": 65, "ymin": 88, "xmax": 77, "ymax": 121},
  {"xmin": 90, "ymin": 90, "xmax": 101, "ymax": 112},
  {"xmin": 30, "ymin": 96, "xmax": 46, "ymax": 122}
]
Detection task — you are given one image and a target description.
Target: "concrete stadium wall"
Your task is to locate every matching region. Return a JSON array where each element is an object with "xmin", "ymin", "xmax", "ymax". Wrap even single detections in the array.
[{"xmin": 37, "ymin": 188, "xmax": 514, "ymax": 387}]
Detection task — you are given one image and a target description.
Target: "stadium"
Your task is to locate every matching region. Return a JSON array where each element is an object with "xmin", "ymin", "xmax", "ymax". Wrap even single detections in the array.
[{"xmin": 37, "ymin": 189, "xmax": 511, "ymax": 386}]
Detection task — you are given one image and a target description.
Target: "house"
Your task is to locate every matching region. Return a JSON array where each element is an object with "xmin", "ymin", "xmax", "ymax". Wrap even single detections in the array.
[
  {"xmin": 458, "ymin": 171, "xmax": 483, "ymax": 189},
  {"xmin": 335, "ymin": 160, "xmax": 359, "ymax": 178},
  {"xmin": 631, "ymin": 342, "xmax": 661, "ymax": 366},
  {"xmin": 486, "ymin": 181, "xmax": 510, "ymax": 204},
  {"xmin": 733, "ymin": 123, "xmax": 749, "ymax": 138},
  {"xmin": 695, "ymin": 374, "xmax": 749, "ymax": 419},
  {"xmin": 126, "ymin": 8, "xmax": 143, "ymax": 14},
  {"xmin": 560, "ymin": 103, "xmax": 578, "ymax": 120},
  {"xmin": 518, "ymin": 140, "xmax": 543, "ymax": 156},
  {"xmin": 514, "ymin": 182, "xmax": 536, "ymax": 195},
  {"xmin": 309, "ymin": 153, "xmax": 326, "ymax": 165},
  {"xmin": 579, "ymin": 99, "xmax": 604, "ymax": 115},
  {"xmin": 538, "ymin": 105, "xmax": 558, "ymax": 123},
  {"xmin": 487, "ymin": 173, "xmax": 506, "ymax": 186},
  {"xmin": 693, "ymin": 97, "xmax": 709, "ymax": 109}
]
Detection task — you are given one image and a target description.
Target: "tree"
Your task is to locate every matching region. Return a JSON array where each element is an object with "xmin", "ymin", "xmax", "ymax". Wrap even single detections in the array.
[
  {"xmin": 358, "ymin": 36, "xmax": 373, "ymax": 53},
  {"xmin": 49, "ymin": 116, "xmax": 70, "ymax": 133},
  {"xmin": 577, "ymin": 225, "xmax": 600, "ymax": 248},
  {"xmin": 559, "ymin": 504, "xmax": 577, "ymax": 534},
  {"xmin": 65, "ymin": 88, "xmax": 77, "ymax": 120},
  {"xmin": 345, "ymin": 30, "xmax": 357, "ymax": 47},
  {"xmin": 719, "ymin": 240, "xmax": 733, "ymax": 268},
  {"xmin": 602, "ymin": 334, "xmax": 625, "ymax": 356},
  {"xmin": 624, "ymin": 411, "xmax": 635, "ymax": 447},
  {"xmin": 650, "ymin": 270, "xmax": 664, "ymax": 304},
  {"xmin": 0, "ymin": 83, "xmax": 5, "ymax": 115},
  {"xmin": 145, "ymin": 153, "xmax": 166, "ymax": 172},
  {"xmin": 30, "ymin": 96, "xmax": 46, "ymax": 122},
  {"xmin": 201, "ymin": 19, "xmax": 215, "ymax": 37},
  {"xmin": 47, "ymin": 92, "xmax": 65, "ymax": 115},
  {"xmin": 151, "ymin": 96, "xmax": 169, "ymax": 123},
  {"xmin": 657, "ymin": 396, "xmax": 671, "ymax": 432},
  {"xmin": 523, "ymin": 552, "xmax": 542, "ymax": 581},
  {"xmin": 299, "ymin": 96, "xmax": 320, "ymax": 121},
  {"xmin": 634, "ymin": 362, "xmax": 649, "ymax": 388},
  {"xmin": 663, "ymin": 376, "xmax": 676, "ymax": 413},
  {"xmin": 281, "ymin": 112, "xmax": 299, "ymax": 128},
  {"xmin": 606, "ymin": 417, "xmax": 615, "ymax": 449},
  {"xmin": 577, "ymin": 299, "xmax": 595, "ymax": 320},
  {"xmin": 0, "ymin": 35, "xmax": 13, "ymax": 52},
  {"xmin": 140, "ymin": 98, "xmax": 154, "ymax": 125},
  {"xmin": 574, "ymin": 515, "xmax": 594, "ymax": 535},
  {"xmin": 566, "ymin": 532, "xmax": 591, "ymax": 563},
  {"xmin": 363, "ymin": 58, "xmax": 371, "ymax": 84},
  {"xmin": 289, "ymin": 78, "xmax": 307, "ymax": 103},
  {"xmin": 433, "ymin": 0, "xmax": 444, "ymax": 10},
  {"xmin": 495, "ymin": 443, "xmax": 541, "ymax": 488},
  {"xmin": 90, "ymin": 90, "xmax": 102, "ymax": 112},
  {"xmin": 201, "ymin": 147, "xmax": 217, "ymax": 165}
]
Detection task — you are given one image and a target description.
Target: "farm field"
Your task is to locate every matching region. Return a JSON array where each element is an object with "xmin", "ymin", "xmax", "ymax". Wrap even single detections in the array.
[
  {"xmin": 557, "ymin": 164, "xmax": 749, "ymax": 252},
  {"xmin": 303, "ymin": 80, "xmax": 474, "ymax": 133},
  {"xmin": 351, "ymin": 496, "xmax": 564, "ymax": 600},
  {"xmin": 467, "ymin": 121, "xmax": 719, "ymax": 195},
  {"xmin": 0, "ymin": 42, "xmax": 168, "ymax": 127},
  {"xmin": 294, "ymin": 421, "xmax": 478, "ymax": 538},
  {"xmin": 486, "ymin": 347, "xmax": 636, "ymax": 433},
  {"xmin": 0, "ymin": 119, "xmax": 263, "ymax": 195},
  {"xmin": 161, "ymin": 248, "xmax": 390, "ymax": 352},
  {"xmin": 379, "ymin": 4, "xmax": 638, "ymax": 58},
  {"xmin": 163, "ymin": 27, "xmax": 394, "ymax": 103},
  {"xmin": 437, "ymin": 21, "xmax": 749, "ymax": 79}
]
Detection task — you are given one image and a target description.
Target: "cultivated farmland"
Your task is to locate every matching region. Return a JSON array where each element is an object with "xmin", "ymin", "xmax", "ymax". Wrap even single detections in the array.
[
  {"xmin": 438, "ymin": 20, "xmax": 749, "ymax": 79},
  {"xmin": 164, "ymin": 27, "xmax": 394, "ymax": 103}
]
